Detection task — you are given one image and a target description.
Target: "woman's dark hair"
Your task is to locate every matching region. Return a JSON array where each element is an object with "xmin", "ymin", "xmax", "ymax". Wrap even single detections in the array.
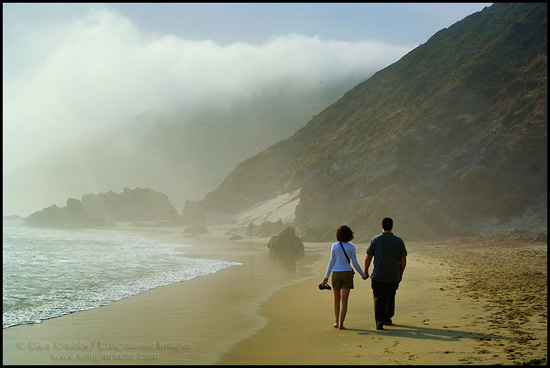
[{"xmin": 336, "ymin": 225, "xmax": 354, "ymax": 242}]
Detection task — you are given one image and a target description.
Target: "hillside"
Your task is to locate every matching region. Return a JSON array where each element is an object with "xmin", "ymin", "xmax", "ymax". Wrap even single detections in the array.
[{"xmin": 181, "ymin": 3, "xmax": 547, "ymax": 241}]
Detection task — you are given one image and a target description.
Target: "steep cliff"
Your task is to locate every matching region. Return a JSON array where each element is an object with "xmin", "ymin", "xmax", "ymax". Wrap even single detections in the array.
[{"xmin": 182, "ymin": 3, "xmax": 547, "ymax": 240}]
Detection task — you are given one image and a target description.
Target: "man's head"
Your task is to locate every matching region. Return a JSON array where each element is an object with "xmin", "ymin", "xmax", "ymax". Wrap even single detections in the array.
[{"xmin": 381, "ymin": 217, "xmax": 393, "ymax": 231}]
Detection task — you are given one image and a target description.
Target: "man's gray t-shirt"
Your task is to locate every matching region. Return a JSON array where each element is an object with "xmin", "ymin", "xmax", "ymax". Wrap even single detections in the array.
[{"xmin": 366, "ymin": 232, "xmax": 407, "ymax": 284}]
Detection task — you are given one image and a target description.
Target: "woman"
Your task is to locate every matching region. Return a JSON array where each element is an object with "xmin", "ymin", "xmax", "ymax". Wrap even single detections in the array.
[{"xmin": 322, "ymin": 225, "xmax": 367, "ymax": 330}]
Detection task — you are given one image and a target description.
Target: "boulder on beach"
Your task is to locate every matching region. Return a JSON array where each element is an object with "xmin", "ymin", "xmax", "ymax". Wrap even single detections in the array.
[{"xmin": 267, "ymin": 227, "xmax": 304, "ymax": 254}]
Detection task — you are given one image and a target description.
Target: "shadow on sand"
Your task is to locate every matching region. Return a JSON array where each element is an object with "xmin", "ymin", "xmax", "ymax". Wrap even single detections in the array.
[{"xmin": 351, "ymin": 323, "xmax": 516, "ymax": 342}]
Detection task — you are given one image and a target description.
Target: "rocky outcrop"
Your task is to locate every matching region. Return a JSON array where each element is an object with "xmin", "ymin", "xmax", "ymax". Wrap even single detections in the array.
[
  {"xmin": 25, "ymin": 198, "xmax": 115, "ymax": 228},
  {"xmin": 81, "ymin": 187, "xmax": 179, "ymax": 222},
  {"xmin": 267, "ymin": 227, "xmax": 304, "ymax": 254},
  {"xmin": 24, "ymin": 187, "xmax": 179, "ymax": 228}
]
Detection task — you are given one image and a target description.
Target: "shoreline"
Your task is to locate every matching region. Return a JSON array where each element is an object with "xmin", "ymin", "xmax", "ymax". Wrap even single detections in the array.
[
  {"xmin": 2, "ymin": 224, "xmax": 322, "ymax": 365},
  {"xmin": 3, "ymin": 224, "xmax": 547, "ymax": 365}
]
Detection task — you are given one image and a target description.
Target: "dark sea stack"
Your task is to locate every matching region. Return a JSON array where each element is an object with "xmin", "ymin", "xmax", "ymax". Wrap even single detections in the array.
[
  {"xmin": 267, "ymin": 227, "xmax": 305, "ymax": 254},
  {"xmin": 25, "ymin": 198, "xmax": 114, "ymax": 228},
  {"xmin": 81, "ymin": 187, "xmax": 179, "ymax": 222},
  {"xmin": 24, "ymin": 187, "xmax": 179, "ymax": 228}
]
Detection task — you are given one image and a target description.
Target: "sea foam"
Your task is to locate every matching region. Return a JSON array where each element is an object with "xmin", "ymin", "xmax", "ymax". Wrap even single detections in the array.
[{"xmin": 3, "ymin": 220, "xmax": 240, "ymax": 328}]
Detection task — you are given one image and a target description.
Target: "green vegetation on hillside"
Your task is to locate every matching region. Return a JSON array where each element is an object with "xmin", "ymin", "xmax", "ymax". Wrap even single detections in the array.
[{"xmin": 182, "ymin": 3, "xmax": 547, "ymax": 240}]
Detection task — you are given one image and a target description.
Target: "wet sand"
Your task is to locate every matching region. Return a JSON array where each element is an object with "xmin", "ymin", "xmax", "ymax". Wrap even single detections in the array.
[
  {"xmin": 2, "ymin": 224, "xmax": 320, "ymax": 365},
  {"xmin": 2, "ymin": 225, "xmax": 547, "ymax": 365}
]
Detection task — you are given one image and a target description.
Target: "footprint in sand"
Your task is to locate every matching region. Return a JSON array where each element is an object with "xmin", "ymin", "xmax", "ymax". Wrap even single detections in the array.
[{"xmin": 422, "ymin": 319, "xmax": 430, "ymax": 325}]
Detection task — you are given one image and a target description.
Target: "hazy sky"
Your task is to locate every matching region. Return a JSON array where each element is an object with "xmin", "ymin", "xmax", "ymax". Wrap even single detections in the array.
[{"xmin": 3, "ymin": 3, "xmax": 492, "ymax": 173}]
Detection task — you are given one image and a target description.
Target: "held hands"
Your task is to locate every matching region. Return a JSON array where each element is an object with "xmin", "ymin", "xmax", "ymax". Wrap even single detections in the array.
[{"xmin": 362, "ymin": 273, "xmax": 369, "ymax": 280}]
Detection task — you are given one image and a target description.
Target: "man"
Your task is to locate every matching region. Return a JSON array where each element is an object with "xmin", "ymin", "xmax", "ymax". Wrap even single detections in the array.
[{"xmin": 364, "ymin": 217, "xmax": 407, "ymax": 330}]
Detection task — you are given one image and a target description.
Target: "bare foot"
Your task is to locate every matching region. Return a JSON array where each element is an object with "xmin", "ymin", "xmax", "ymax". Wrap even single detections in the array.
[
  {"xmin": 339, "ymin": 325, "xmax": 346, "ymax": 330},
  {"xmin": 333, "ymin": 323, "xmax": 339, "ymax": 328}
]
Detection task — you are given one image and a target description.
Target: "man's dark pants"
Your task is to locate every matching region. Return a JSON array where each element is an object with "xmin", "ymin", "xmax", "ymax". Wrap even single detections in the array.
[{"xmin": 371, "ymin": 279, "xmax": 399, "ymax": 324}]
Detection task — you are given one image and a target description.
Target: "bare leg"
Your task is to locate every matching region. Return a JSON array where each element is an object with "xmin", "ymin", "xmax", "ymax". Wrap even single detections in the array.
[
  {"xmin": 339, "ymin": 289, "xmax": 351, "ymax": 329},
  {"xmin": 333, "ymin": 289, "xmax": 341, "ymax": 327}
]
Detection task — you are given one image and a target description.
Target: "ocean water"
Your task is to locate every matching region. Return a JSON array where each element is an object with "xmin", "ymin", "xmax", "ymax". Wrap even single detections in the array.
[{"xmin": 2, "ymin": 218, "xmax": 240, "ymax": 329}]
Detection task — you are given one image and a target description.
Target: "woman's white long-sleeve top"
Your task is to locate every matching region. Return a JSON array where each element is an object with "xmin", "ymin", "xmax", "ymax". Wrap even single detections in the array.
[{"xmin": 324, "ymin": 241, "xmax": 366, "ymax": 279}]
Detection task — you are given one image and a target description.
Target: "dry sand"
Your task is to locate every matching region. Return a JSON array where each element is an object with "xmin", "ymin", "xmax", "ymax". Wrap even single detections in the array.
[{"xmin": 2, "ymin": 224, "xmax": 547, "ymax": 365}]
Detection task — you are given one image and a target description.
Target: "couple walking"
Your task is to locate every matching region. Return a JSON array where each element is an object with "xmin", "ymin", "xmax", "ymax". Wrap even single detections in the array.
[{"xmin": 321, "ymin": 218, "xmax": 407, "ymax": 330}]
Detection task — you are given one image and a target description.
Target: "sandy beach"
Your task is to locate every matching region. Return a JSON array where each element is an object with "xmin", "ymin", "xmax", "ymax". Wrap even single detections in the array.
[{"xmin": 2, "ymin": 224, "xmax": 547, "ymax": 365}]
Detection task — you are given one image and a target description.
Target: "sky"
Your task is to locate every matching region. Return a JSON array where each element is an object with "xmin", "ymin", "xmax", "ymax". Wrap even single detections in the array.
[{"xmin": 2, "ymin": 3, "xmax": 492, "ymax": 174}]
